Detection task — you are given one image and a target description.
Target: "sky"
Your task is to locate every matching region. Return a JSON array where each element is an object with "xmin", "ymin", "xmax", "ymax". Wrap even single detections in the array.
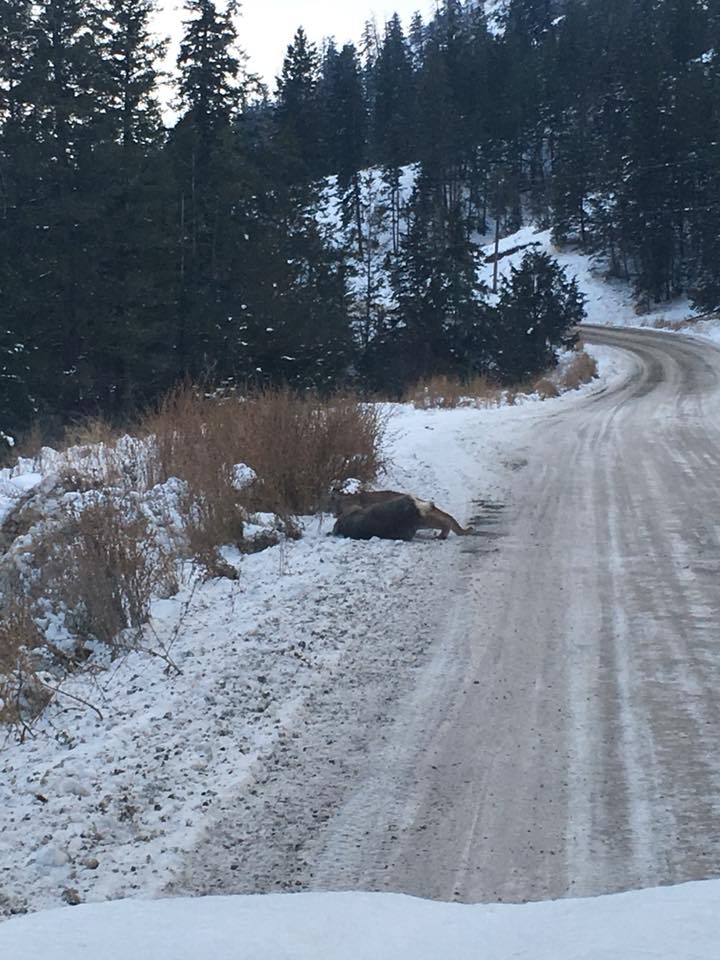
[{"xmin": 155, "ymin": 1, "xmax": 434, "ymax": 92}]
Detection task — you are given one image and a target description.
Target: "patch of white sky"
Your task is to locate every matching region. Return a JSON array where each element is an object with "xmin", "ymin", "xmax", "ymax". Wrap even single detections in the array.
[{"xmin": 154, "ymin": 1, "xmax": 435, "ymax": 103}]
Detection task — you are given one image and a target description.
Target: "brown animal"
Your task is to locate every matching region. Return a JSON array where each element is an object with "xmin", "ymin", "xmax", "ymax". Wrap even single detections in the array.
[
  {"xmin": 330, "ymin": 488, "xmax": 471, "ymax": 539},
  {"xmin": 333, "ymin": 496, "xmax": 423, "ymax": 541}
]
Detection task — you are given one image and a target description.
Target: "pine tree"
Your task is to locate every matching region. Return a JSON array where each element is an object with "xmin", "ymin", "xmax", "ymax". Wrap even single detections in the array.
[
  {"xmin": 493, "ymin": 252, "xmax": 585, "ymax": 383},
  {"xmin": 10, "ymin": 0, "xmax": 108, "ymax": 418},
  {"xmin": 372, "ymin": 14, "xmax": 416, "ymax": 169},
  {"xmin": 687, "ymin": 48, "xmax": 720, "ymax": 309},
  {"xmin": 215, "ymin": 134, "xmax": 354, "ymax": 391},
  {"xmin": 0, "ymin": 0, "xmax": 37, "ymax": 429},
  {"xmin": 83, "ymin": 0, "xmax": 171, "ymax": 414},
  {"xmin": 322, "ymin": 43, "xmax": 368, "ymax": 257},
  {"xmin": 275, "ymin": 26, "xmax": 321, "ymax": 182},
  {"xmin": 171, "ymin": 0, "xmax": 249, "ymax": 378},
  {"xmin": 372, "ymin": 15, "xmax": 416, "ymax": 254},
  {"xmin": 177, "ymin": 0, "xmax": 242, "ymax": 145},
  {"xmin": 378, "ymin": 170, "xmax": 489, "ymax": 391},
  {"xmin": 94, "ymin": 0, "xmax": 166, "ymax": 148}
]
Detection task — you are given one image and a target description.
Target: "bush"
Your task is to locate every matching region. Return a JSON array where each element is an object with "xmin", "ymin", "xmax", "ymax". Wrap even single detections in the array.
[
  {"xmin": 37, "ymin": 496, "xmax": 177, "ymax": 650},
  {"xmin": 0, "ymin": 601, "xmax": 52, "ymax": 737},
  {"xmin": 141, "ymin": 383, "xmax": 386, "ymax": 531},
  {"xmin": 557, "ymin": 349, "xmax": 598, "ymax": 390},
  {"xmin": 405, "ymin": 373, "xmax": 502, "ymax": 409}
]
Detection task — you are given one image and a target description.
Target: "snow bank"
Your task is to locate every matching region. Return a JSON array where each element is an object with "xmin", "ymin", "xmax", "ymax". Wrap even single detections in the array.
[{"xmin": 1, "ymin": 883, "xmax": 718, "ymax": 959}]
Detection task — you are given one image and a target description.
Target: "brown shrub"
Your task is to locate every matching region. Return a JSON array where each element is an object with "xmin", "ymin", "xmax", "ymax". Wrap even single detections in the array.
[
  {"xmin": 62, "ymin": 416, "xmax": 120, "ymax": 451},
  {"xmin": 6, "ymin": 422, "xmax": 46, "ymax": 463},
  {"xmin": 557, "ymin": 350, "xmax": 598, "ymax": 390},
  {"xmin": 533, "ymin": 377, "xmax": 561, "ymax": 399},
  {"xmin": 37, "ymin": 496, "xmax": 177, "ymax": 650},
  {"xmin": 235, "ymin": 389, "xmax": 386, "ymax": 514},
  {"xmin": 139, "ymin": 384, "xmax": 386, "ymax": 556},
  {"xmin": 0, "ymin": 601, "xmax": 52, "ymax": 735},
  {"xmin": 406, "ymin": 373, "xmax": 502, "ymax": 409}
]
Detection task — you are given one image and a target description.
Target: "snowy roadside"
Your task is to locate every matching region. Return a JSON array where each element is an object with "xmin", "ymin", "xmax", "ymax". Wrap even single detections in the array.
[
  {"xmin": 0, "ymin": 351, "xmax": 627, "ymax": 918},
  {"xmin": 0, "ymin": 882, "xmax": 718, "ymax": 960}
]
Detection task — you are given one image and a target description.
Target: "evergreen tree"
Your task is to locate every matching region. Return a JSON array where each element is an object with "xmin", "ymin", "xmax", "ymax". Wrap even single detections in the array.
[
  {"xmin": 688, "ymin": 49, "xmax": 720, "ymax": 309},
  {"xmin": 493, "ymin": 251, "xmax": 585, "ymax": 383},
  {"xmin": 372, "ymin": 15, "xmax": 416, "ymax": 254},
  {"xmin": 275, "ymin": 26, "xmax": 321, "ymax": 182},
  {"xmin": 177, "ymin": 0, "xmax": 242, "ymax": 144},
  {"xmin": 377, "ymin": 170, "xmax": 489, "ymax": 391},
  {"xmin": 83, "ymin": 0, "xmax": 171, "ymax": 414},
  {"xmin": 0, "ymin": 0, "xmax": 37, "ymax": 428},
  {"xmin": 11, "ymin": 0, "xmax": 107, "ymax": 417},
  {"xmin": 171, "ymin": 0, "xmax": 249, "ymax": 379},
  {"xmin": 322, "ymin": 43, "xmax": 368, "ymax": 257},
  {"xmin": 94, "ymin": 0, "xmax": 166, "ymax": 148},
  {"xmin": 372, "ymin": 13, "xmax": 415, "ymax": 168}
]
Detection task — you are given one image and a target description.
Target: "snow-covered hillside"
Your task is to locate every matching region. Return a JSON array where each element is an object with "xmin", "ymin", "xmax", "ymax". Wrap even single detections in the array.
[
  {"xmin": 318, "ymin": 160, "xmax": 720, "ymax": 352},
  {"xmin": 478, "ymin": 226, "xmax": 720, "ymax": 346}
]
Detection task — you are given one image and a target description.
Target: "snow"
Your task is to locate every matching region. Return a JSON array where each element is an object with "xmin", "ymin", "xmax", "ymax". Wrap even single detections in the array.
[
  {"xmin": 0, "ymin": 882, "xmax": 718, "ymax": 959},
  {"xmin": 2, "ymin": 210, "xmax": 718, "ymax": 944},
  {"xmin": 0, "ymin": 353, "xmax": 621, "ymax": 918},
  {"xmin": 476, "ymin": 224, "xmax": 720, "ymax": 347},
  {"xmin": 318, "ymin": 157, "xmax": 720, "ymax": 352}
]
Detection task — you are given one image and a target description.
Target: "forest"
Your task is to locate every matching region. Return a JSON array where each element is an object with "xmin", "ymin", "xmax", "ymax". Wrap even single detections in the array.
[{"xmin": 1, "ymin": 0, "xmax": 719, "ymax": 433}]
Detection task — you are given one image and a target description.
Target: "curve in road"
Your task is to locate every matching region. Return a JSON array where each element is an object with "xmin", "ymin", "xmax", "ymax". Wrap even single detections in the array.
[{"xmin": 170, "ymin": 326, "xmax": 720, "ymax": 905}]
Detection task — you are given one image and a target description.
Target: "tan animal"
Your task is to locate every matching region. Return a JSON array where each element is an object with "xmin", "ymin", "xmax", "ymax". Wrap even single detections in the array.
[{"xmin": 330, "ymin": 488, "xmax": 472, "ymax": 539}]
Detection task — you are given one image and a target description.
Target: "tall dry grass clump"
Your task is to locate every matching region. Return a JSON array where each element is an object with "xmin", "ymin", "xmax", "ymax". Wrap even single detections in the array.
[
  {"xmin": 406, "ymin": 373, "xmax": 502, "ymax": 409},
  {"xmin": 407, "ymin": 346, "xmax": 598, "ymax": 409},
  {"xmin": 37, "ymin": 496, "xmax": 177, "ymax": 650},
  {"xmin": 557, "ymin": 349, "xmax": 598, "ymax": 390},
  {"xmin": 234, "ymin": 389, "xmax": 386, "ymax": 514},
  {"xmin": 0, "ymin": 601, "xmax": 52, "ymax": 736},
  {"xmin": 61, "ymin": 416, "xmax": 121, "ymax": 450},
  {"xmin": 140, "ymin": 384, "xmax": 248, "ymax": 565},
  {"xmin": 139, "ymin": 384, "xmax": 386, "ymax": 561}
]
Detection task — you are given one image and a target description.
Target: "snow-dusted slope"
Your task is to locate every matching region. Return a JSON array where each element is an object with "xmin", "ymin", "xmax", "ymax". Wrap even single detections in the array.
[{"xmin": 478, "ymin": 225, "xmax": 719, "ymax": 340}]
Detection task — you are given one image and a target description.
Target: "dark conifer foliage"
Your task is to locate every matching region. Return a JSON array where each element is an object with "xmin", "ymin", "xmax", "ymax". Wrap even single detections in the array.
[
  {"xmin": 2, "ymin": 0, "xmax": 720, "ymax": 434},
  {"xmin": 375, "ymin": 172, "xmax": 489, "ymax": 392},
  {"xmin": 493, "ymin": 251, "xmax": 584, "ymax": 383},
  {"xmin": 275, "ymin": 27, "xmax": 322, "ymax": 182}
]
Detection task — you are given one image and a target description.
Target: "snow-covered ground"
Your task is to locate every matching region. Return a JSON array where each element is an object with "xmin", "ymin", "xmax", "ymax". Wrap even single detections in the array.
[
  {"xmin": 2, "ymin": 217, "xmax": 718, "ymax": 949},
  {"xmin": 1, "ymin": 882, "xmax": 718, "ymax": 959},
  {"xmin": 0, "ymin": 349, "xmax": 627, "ymax": 919}
]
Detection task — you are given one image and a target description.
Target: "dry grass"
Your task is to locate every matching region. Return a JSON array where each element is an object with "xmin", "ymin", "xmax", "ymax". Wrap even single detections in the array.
[
  {"xmin": 406, "ymin": 348, "xmax": 598, "ymax": 409},
  {"xmin": 139, "ymin": 385, "xmax": 386, "ymax": 566},
  {"xmin": 62, "ymin": 416, "xmax": 121, "ymax": 450},
  {"xmin": 651, "ymin": 315, "xmax": 706, "ymax": 332},
  {"xmin": 533, "ymin": 377, "xmax": 561, "ymax": 399},
  {"xmin": 406, "ymin": 373, "xmax": 503, "ymax": 409},
  {"xmin": 37, "ymin": 496, "xmax": 177, "ymax": 650},
  {"xmin": 7, "ymin": 421, "xmax": 47, "ymax": 463},
  {"xmin": 233, "ymin": 389, "xmax": 386, "ymax": 514},
  {"xmin": 0, "ymin": 601, "xmax": 52, "ymax": 736},
  {"xmin": 556, "ymin": 349, "xmax": 598, "ymax": 390}
]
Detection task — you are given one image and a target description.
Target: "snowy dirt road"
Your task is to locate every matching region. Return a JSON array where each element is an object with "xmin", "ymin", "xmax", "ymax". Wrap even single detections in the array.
[{"xmin": 169, "ymin": 326, "xmax": 720, "ymax": 905}]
